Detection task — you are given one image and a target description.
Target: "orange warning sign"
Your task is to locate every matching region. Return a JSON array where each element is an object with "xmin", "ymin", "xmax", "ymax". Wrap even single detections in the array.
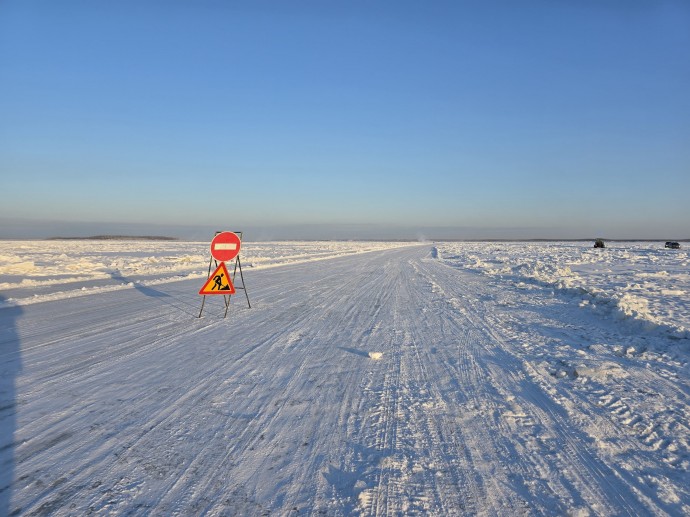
[{"xmin": 199, "ymin": 263, "xmax": 236, "ymax": 295}]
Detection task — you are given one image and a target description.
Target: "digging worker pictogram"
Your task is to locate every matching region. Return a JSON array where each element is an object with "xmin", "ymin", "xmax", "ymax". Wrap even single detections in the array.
[{"xmin": 213, "ymin": 272, "xmax": 231, "ymax": 291}]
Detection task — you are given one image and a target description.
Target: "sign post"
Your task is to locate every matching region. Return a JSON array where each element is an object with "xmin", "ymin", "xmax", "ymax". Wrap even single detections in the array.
[{"xmin": 198, "ymin": 231, "xmax": 251, "ymax": 319}]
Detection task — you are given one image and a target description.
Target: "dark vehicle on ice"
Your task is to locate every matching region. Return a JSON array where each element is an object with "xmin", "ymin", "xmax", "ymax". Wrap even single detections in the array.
[
  {"xmin": 665, "ymin": 241, "xmax": 681, "ymax": 249},
  {"xmin": 593, "ymin": 239, "xmax": 605, "ymax": 248}
]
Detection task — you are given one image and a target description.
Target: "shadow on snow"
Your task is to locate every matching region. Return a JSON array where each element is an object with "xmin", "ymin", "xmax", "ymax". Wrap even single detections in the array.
[{"xmin": 0, "ymin": 295, "xmax": 22, "ymax": 515}]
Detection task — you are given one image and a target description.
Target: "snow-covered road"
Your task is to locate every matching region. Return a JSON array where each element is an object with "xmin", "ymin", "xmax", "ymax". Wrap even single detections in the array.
[{"xmin": 2, "ymin": 244, "xmax": 689, "ymax": 515}]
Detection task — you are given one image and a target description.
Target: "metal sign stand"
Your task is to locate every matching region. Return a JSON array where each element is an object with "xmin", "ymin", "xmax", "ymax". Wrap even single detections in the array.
[{"xmin": 198, "ymin": 230, "xmax": 251, "ymax": 319}]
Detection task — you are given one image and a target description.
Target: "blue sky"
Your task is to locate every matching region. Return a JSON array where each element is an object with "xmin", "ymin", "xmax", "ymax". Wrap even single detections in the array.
[{"xmin": 1, "ymin": 1, "xmax": 689, "ymax": 240}]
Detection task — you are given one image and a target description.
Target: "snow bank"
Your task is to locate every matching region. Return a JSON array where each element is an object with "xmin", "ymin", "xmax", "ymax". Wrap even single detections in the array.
[
  {"xmin": 0, "ymin": 240, "xmax": 414, "ymax": 307},
  {"xmin": 437, "ymin": 242, "xmax": 690, "ymax": 340}
]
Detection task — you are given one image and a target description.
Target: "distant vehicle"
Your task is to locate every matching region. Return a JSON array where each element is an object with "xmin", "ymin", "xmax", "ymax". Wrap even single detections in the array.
[
  {"xmin": 665, "ymin": 241, "xmax": 680, "ymax": 249},
  {"xmin": 593, "ymin": 239, "xmax": 605, "ymax": 248}
]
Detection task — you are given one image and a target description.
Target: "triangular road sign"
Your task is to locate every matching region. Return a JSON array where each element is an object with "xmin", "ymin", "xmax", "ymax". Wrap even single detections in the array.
[{"xmin": 199, "ymin": 262, "xmax": 236, "ymax": 295}]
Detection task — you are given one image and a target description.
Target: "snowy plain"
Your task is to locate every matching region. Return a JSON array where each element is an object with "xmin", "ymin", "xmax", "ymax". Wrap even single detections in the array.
[{"xmin": 0, "ymin": 239, "xmax": 689, "ymax": 515}]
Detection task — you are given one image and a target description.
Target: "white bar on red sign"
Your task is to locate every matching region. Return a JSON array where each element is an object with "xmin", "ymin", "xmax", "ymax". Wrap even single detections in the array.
[{"xmin": 214, "ymin": 243, "xmax": 238, "ymax": 250}]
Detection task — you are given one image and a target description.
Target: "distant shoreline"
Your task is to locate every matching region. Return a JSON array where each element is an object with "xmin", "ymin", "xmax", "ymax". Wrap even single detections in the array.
[
  {"xmin": 46, "ymin": 235, "xmax": 178, "ymax": 241},
  {"xmin": 15, "ymin": 236, "xmax": 690, "ymax": 243}
]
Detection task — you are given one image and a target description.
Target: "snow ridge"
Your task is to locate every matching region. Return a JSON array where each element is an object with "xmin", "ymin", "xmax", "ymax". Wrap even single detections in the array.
[{"xmin": 438, "ymin": 242, "xmax": 690, "ymax": 340}]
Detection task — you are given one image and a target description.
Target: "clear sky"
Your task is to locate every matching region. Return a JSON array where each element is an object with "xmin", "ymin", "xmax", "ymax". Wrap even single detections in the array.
[{"xmin": 1, "ymin": 0, "xmax": 689, "ymax": 240}]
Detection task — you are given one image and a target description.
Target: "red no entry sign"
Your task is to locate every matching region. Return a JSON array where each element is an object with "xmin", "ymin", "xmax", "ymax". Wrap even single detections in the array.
[{"xmin": 210, "ymin": 231, "xmax": 241, "ymax": 262}]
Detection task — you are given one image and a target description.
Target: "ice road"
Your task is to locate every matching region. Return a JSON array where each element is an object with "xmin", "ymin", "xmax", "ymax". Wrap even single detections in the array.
[{"xmin": 1, "ymin": 244, "xmax": 689, "ymax": 515}]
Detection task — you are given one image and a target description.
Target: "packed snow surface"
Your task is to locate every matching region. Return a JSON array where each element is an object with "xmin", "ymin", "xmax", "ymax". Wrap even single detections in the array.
[{"xmin": 1, "ymin": 240, "xmax": 689, "ymax": 515}]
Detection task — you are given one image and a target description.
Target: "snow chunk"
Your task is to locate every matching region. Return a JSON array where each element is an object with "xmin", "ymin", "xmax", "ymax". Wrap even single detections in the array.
[{"xmin": 574, "ymin": 362, "xmax": 628, "ymax": 379}]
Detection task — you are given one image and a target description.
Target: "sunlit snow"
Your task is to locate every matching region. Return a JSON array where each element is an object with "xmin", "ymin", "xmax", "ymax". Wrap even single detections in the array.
[{"xmin": 1, "ymin": 240, "xmax": 688, "ymax": 515}]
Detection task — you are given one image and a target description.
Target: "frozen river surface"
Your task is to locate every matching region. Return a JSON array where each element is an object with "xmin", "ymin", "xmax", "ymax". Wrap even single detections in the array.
[{"xmin": 0, "ymin": 240, "xmax": 688, "ymax": 515}]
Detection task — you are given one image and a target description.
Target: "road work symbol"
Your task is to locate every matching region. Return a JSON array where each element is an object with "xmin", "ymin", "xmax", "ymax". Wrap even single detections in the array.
[{"xmin": 199, "ymin": 263, "xmax": 236, "ymax": 295}]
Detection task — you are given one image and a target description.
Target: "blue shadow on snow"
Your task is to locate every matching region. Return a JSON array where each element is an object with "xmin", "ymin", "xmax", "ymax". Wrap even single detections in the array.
[{"xmin": 0, "ymin": 295, "xmax": 22, "ymax": 515}]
